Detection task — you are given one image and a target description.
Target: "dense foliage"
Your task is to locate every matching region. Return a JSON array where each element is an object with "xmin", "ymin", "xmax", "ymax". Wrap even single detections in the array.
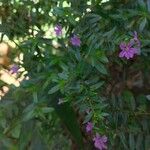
[{"xmin": 0, "ymin": 0, "xmax": 150, "ymax": 149}]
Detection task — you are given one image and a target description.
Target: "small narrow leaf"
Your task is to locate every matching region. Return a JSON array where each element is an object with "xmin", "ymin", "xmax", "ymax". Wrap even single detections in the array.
[
  {"xmin": 119, "ymin": 133, "xmax": 129, "ymax": 150},
  {"xmin": 83, "ymin": 112, "xmax": 93, "ymax": 124},
  {"xmin": 123, "ymin": 90, "xmax": 136, "ymax": 111},
  {"xmin": 95, "ymin": 63, "xmax": 107, "ymax": 75},
  {"xmin": 48, "ymin": 85, "xmax": 60, "ymax": 94},
  {"xmin": 139, "ymin": 18, "xmax": 147, "ymax": 32},
  {"xmin": 147, "ymin": 0, "xmax": 150, "ymax": 12},
  {"xmin": 129, "ymin": 134, "xmax": 135, "ymax": 150},
  {"xmin": 19, "ymin": 121, "xmax": 35, "ymax": 150},
  {"xmin": 90, "ymin": 81, "xmax": 105, "ymax": 90}
]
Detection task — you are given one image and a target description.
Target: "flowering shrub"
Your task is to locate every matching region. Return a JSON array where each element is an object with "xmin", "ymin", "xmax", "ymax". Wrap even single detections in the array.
[{"xmin": 0, "ymin": 0, "xmax": 150, "ymax": 149}]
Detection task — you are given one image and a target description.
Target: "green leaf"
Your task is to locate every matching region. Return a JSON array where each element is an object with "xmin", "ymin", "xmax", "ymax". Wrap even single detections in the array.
[
  {"xmin": 99, "ymin": 55, "xmax": 109, "ymax": 63},
  {"xmin": 10, "ymin": 124, "xmax": 21, "ymax": 139},
  {"xmin": 19, "ymin": 121, "xmax": 35, "ymax": 150},
  {"xmin": 90, "ymin": 81, "xmax": 105, "ymax": 90},
  {"xmin": 52, "ymin": 100, "xmax": 83, "ymax": 149},
  {"xmin": 48, "ymin": 85, "xmax": 60, "ymax": 94},
  {"xmin": 42, "ymin": 77, "xmax": 51, "ymax": 90},
  {"xmin": 129, "ymin": 133, "xmax": 135, "ymax": 150},
  {"xmin": 41, "ymin": 107, "xmax": 54, "ymax": 113},
  {"xmin": 103, "ymin": 27, "xmax": 116, "ymax": 38},
  {"xmin": 122, "ymin": 90, "xmax": 136, "ymax": 111},
  {"xmin": 138, "ymin": 0, "xmax": 146, "ymax": 7},
  {"xmin": 83, "ymin": 112, "xmax": 93, "ymax": 124},
  {"xmin": 29, "ymin": 129, "xmax": 48, "ymax": 150},
  {"xmin": 119, "ymin": 133, "xmax": 129, "ymax": 150},
  {"xmin": 22, "ymin": 104, "xmax": 35, "ymax": 122},
  {"xmin": 139, "ymin": 17, "xmax": 147, "ymax": 32},
  {"xmin": 58, "ymin": 72, "xmax": 68, "ymax": 80},
  {"xmin": 33, "ymin": 92, "xmax": 38, "ymax": 103},
  {"xmin": 147, "ymin": 0, "xmax": 150, "ymax": 12},
  {"xmin": 74, "ymin": 49, "xmax": 81, "ymax": 61},
  {"xmin": 101, "ymin": 112, "xmax": 109, "ymax": 117},
  {"xmin": 95, "ymin": 63, "xmax": 107, "ymax": 75},
  {"xmin": 53, "ymin": 7, "xmax": 64, "ymax": 16}
]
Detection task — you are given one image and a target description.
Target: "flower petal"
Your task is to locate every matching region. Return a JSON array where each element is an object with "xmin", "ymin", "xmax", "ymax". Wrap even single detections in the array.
[
  {"xmin": 120, "ymin": 43, "xmax": 126, "ymax": 50},
  {"xmin": 130, "ymin": 48, "xmax": 138, "ymax": 54},
  {"xmin": 54, "ymin": 25, "xmax": 62, "ymax": 36},
  {"xmin": 124, "ymin": 52, "xmax": 130, "ymax": 59},
  {"xmin": 70, "ymin": 35, "xmax": 81, "ymax": 46},
  {"xmin": 119, "ymin": 51, "xmax": 126, "ymax": 58},
  {"xmin": 102, "ymin": 135, "xmax": 108, "ymax": 143}
]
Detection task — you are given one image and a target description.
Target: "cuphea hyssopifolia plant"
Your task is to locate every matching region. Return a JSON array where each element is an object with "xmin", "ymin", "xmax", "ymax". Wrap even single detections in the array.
[{"xmin": 54, "ymin": 25, "xmax": 141, "ymax": 149}]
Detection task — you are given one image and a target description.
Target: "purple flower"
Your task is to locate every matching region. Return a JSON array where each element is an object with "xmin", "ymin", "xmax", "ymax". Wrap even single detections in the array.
[
  {"xmin": 119, "ymin": 42, "xmax": 138, "ymax": 59},
  {"xmin": 54, "ymin": 25, "xmax": 62, "ymax": 36},
  {"xmin": 86, "ymin": 122, "xmax": 93, "ymax": 133},
  {"xmin": 133, "ymin": 31, "xmax": 140, "ymax": 47},
  {"xmin": 93, "ymin": 133, "xmax": 108, "ymax": 150},
  {"xmin": 10, "ymin": 65, "xmax": 19, "ymax": 74},
  {"xmin": 70, "ymin": 35, "xmax": 81, "ymax": 46},
  {"xmin": 119, "ymin": 31, "xmax": 141, "ymax": 59},
  {"xmin": 131, "ymin": 31, "xmax": 141, "ymax": 55}
]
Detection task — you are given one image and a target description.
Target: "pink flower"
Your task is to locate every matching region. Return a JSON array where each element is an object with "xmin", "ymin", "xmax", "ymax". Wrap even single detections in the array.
[
  {"xmin": 119, "ymin": 42, "xmax": 138, "ymax": 59},
  {"xmin": 93, "ymin": 133, "xmax": 108, "ymax": 150},
  {"xmin": 70, "ymin": 35, "xmax": 81, "ymax": 46},
  {"xmin": 54, "ymin": 25, "xmax": 62, "ymax": 36},
  {"xmin": 86, "ymin": 122, "xmax": 93, "ymax": 133}
]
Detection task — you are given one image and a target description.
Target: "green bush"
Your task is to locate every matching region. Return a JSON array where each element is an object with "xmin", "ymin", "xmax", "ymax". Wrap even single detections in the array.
[{"xmin": 0, "ymin": 0, "xmax": 150, "ymax": 149}]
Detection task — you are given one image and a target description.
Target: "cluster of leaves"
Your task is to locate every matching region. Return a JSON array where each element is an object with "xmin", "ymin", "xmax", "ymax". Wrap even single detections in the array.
[{"xmin": 0, "ymin": 0, "xmax": 150, "ymax": 149}]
